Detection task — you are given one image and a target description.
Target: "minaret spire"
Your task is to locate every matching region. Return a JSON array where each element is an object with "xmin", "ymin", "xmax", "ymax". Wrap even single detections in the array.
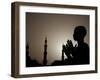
[{"xmin": 43, "ymin": 37, "xmax": 48, "ymax": 65}]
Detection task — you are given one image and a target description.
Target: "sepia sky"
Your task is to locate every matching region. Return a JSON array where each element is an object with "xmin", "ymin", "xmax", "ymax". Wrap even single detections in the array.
[{"xmin": 26, "ymin": 12, "xmax": 89, "ymax": 65}]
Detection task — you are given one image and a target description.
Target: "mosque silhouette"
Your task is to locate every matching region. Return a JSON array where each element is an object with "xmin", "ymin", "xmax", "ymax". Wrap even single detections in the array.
[{"xmin": 26, "ymin": 26, "xmax": 89, "ymax": 67}]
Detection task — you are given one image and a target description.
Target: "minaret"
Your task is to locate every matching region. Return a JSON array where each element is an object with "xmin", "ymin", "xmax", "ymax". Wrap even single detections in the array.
[
  {"xmin": 26, "ymin": 43, "xmax": 30, "ymax": 67},
  {"xmin": 62, "ymin": 44, "xmax": 65, "ymax": 62},
  {"xmin": 43, "ymin": 37, "xmax": 47, "ymax": 65}
]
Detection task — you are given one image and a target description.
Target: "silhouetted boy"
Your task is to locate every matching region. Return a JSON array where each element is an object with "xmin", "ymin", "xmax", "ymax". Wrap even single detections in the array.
[{"xmin": 63, "ymin": 26, "xmax": 89, "ymax": 65}]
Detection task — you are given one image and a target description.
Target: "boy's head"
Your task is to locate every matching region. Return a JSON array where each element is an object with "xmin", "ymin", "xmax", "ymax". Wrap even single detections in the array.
[{"xmin": 73, "ymin": 26, "xmax": 87, "ymax": 42}]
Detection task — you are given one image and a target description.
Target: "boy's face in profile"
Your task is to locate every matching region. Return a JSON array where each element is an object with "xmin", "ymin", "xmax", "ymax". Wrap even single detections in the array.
[{"xmin": 73, "ymin": 26, "xmax": 86, "ymax": 42}]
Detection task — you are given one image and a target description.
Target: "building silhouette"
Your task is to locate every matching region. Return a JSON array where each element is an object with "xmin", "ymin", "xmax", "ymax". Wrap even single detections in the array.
[
  {"xmin": 26, "ymin": 43, "xmax": 42, "ymax": 67},
  {"xmin": 26, "ymin": 37, "xmax": 48, "ymax": 67}
]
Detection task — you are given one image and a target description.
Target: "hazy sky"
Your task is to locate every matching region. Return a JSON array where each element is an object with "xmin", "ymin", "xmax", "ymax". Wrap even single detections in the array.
[{"xmin": 26, "ymin": 12, "xmax": 89, "ymax": 65}]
